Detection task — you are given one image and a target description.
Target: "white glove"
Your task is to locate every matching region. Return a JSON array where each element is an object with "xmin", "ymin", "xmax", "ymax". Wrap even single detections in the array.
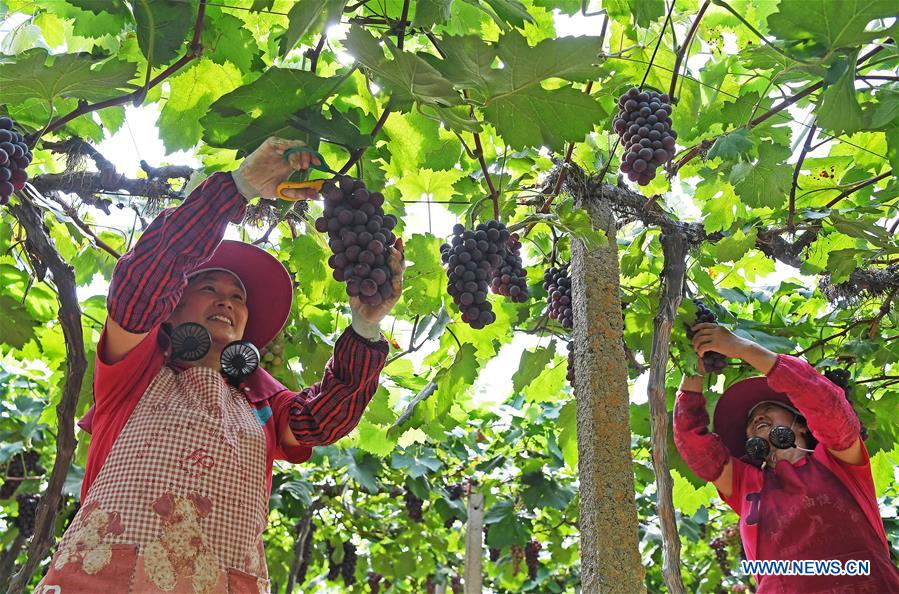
[{"xmin": 231, "ymin": 137, "xmax": 320, "ymax": 201}]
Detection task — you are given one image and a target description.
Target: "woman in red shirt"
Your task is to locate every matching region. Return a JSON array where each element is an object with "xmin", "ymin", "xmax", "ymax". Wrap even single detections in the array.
[
  {"xmin": 37, "ymin": 138, "xmax": 405, "ymax": 593},
  {"xmin": 674, "ymin": 322, "xmax": 899, "ymax": 593}
]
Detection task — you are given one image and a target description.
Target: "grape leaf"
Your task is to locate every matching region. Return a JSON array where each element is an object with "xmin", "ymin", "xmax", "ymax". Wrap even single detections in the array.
[
  {"xmin": 343, "ymin": 27, "xmax": 461, "ymax": 111},
  {"xmin": 521, "ymin": 471, "xmax": 575, "ymax": 510},
  {"xmin": 707, "ymin": 129, "xmax": 755, "ymax": 161},
  {"xmin": 157, "ymin": 59, "xmax": 242, "ymax": 153},
  {"xmin": 711, "ymin": 227, "xmax": 758, "ymax": 263},
  {"xmin": 604, "ymin": 0, "xmax": 665, "ymax": 28},
  {"xmin": 201, "ymin": 10, "xmax": 259, "ymax": 74},
  {"xmin": 131, "ymin": 0, "xmax": 193, "ymax": 68},
  {"xmin": 817, "ymin": 52, "xmax": 866, "ymax": 135},
  {"xmin": 0, "ymin": 50, "xmax": 137, "ymax": 104},
  {"xmin": 729, "ymin": 142, "xmax": 793, "ymax": 208},
  {"xmin": 278, "ymin": 0, "xmax": 346, "ymax": 57},
  {"xmin": 766, "ymin": 0, "xmax": 897, "ymax": 54},
  {"xmin": 512, "ymin": 345, "xmax": 555, "ymax": 394},
  {"xmin": 414, "ymin": 0, "xmax": 455, "ymax": 27},
  {"xmin": 0, "ymin": 296, "xmax": 38, "ymax": 349},
  {"xmin": 402, "ymin": 234, "xmax": 446, "ymax": 317}
]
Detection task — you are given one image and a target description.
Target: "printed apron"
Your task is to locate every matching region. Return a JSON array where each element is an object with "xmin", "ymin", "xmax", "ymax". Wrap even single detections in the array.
[
  {"xmin": 37, "ymin": 366, "xmax": 271, "ymax": 594},
  {"xmin": 754, "ymin": 455, "xmax": 899, "ymax": 593}
]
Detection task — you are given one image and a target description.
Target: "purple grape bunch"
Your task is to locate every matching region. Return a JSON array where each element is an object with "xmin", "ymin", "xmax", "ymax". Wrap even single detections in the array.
[
  {"xmin": 686, "ymin": 298, "xmax": 727, "ymax": 374},
  {"xmin": 544, "ymin": 265, "xmax": 573, "ymax": 328},
  {"xmin": 440, "ymin": 220, "xmax": 529, "ymax": 329},
  {"xmin": 0, "ymin": 116, "xmax": 33, "ymax": 205},
  {"xmin": 613, "ymin": 87, "xmax": 677, "ymax": 186},
  {"xmin": 315, "ymin": 176, "xmax": 398, "ymax": 306}
]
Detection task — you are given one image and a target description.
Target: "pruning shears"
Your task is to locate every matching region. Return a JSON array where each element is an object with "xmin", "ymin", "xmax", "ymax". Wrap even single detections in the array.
[{"xmin": 275, "ymin": 146, "xmax": 336, "ymax": 201}]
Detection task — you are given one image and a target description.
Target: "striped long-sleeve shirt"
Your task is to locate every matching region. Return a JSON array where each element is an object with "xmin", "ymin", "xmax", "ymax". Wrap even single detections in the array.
[{"xmin": 81, "ymin": 172, "xmax": 388, "ymax": 498}]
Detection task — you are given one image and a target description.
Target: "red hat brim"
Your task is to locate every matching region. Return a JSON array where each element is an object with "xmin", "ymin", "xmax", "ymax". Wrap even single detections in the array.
[
  {"xmin": 712, "ymin": 376, "xmax": 796, "ymax": 459},
  {"xmin": 194, "ymin": 240, "xmax": 293, "ymax": 347}
]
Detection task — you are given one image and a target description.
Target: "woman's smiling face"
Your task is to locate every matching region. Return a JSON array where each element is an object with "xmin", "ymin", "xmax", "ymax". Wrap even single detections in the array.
[
  {"xmin": 168, "ymin": 271, "xmax": 249, "ymax": 347},
  {"xmin": 745, "ymin": 402, "xmax": 796, "ymax": 440}
]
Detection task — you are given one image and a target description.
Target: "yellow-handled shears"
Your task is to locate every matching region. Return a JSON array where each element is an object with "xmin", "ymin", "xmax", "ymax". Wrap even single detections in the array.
[{"xmin": 275, "ymin": 147, "xmax": 335, "ymax": 201}]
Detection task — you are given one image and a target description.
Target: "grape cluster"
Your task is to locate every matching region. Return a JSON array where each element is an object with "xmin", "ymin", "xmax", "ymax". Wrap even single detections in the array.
[
  {"xmin": 489, "ymin": 547, "xmax": 500, "ymax": 562},
  {"xmin": 441, "ymin": 221, "xmax": 529, "ymax": 329},
  {"xmin": 326, "ymin": 543, "xmax": 341, "ymax": 580},
  {"xmin": 613, "ymin": 87, "xmax": 677, "ymax": 186},
  {"xmin": 368, "ymin": 572, "xmax": 383, "ymax": 593},
  {"xmin": 686, "ymin": 299, "xmax": 727, "ymax": 374},
  {"xmin": 16, "ymin": 492, "xmax": 40, "ymax": 537},
  {"xmin": 710, "ymin": 537, "xmax": 731, "ymax": 575},
  {"xmin": 0, "ymin": 451, "xmax": 44, "ymax": 499},
  {"xmin": 525, "ymin": 540, "xmax": 541, "ymax": 580},
  {"xmin": 566, "ymin": 342, "xmax": 575, "ymax": 384},
  {"xmin": 544, "ymin": 265, "xmax": 573, "ymax": 328},
  {"xmin": 341, "ymin": 541, "xmax": 357, "ymax": 586},
  {"xmin": 491, "ymin": 232, "xmax": 528, "ymax": 302},
  {"xmin": 823, "ymin": 368, "xmax": 851, "ymax": 390},
  {"xmin": 404, "ymin": 489, "xmax": 424, "ymax": 522},
  {"xmin": 315, "ymin": 176, "xmax": 398, "ymax": 306},
  {"xmin": 260, "ymin": 333, "xmax": 286, "ymax": 370},
  {"xmin": 450, "ymin": 575, "xmax": 463, "ymax": 594},
  {"xmin": 510, "ymin": 544, "xmax": 524, "ymax": 575},
  {"xmin": 446, "ymin": 483, "xmax": 464, "ymax": 501},
  {"xmin": 0, "ymin": 117, "xmax": 32, "ymax": 205}
]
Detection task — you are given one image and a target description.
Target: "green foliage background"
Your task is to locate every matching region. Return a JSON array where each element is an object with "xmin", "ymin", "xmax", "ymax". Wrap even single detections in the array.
[{"xmin": 1, "ymin": 0, "xmax": 897, "ymax": 592}]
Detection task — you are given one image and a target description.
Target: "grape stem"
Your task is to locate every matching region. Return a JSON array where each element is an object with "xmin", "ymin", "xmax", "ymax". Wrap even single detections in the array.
[
  {"xmin": 27, "ymin": 0, "xmax": 209, "ymax": 146},
  {"xmin": 787, "ymin": 122, "xmax": 817, "ymax": 232}
]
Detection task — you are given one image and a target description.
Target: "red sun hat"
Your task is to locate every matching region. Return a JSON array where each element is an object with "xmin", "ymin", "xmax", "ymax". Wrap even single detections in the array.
[
  {"xmin": 712, "ymin": 376, "xmax": 799, "ymax": 458},
  {"xmin": 193, "ymin": 240, "xmax": 293, "ymax": 347}
]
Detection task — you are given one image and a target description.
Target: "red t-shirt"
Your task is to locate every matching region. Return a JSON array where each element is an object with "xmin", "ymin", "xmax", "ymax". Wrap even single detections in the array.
[{"xmin": 719, "ymin": 441, "xmax": 887, "ymax": 563}]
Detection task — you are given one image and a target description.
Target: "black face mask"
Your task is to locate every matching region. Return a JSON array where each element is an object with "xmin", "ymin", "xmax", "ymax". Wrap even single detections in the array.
[{"xmin": 171, "ymin": 322, "xmax": 259, "ymax": 382}]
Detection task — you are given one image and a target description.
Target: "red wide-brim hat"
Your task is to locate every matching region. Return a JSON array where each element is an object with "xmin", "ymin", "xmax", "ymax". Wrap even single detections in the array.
[
  {"xmin": 194, "ymin": 240, "xmax": 293, "ymax": 347},
  {"xmin": 712, "ymin": 376, "xmax": 799, "ymax": 458}
]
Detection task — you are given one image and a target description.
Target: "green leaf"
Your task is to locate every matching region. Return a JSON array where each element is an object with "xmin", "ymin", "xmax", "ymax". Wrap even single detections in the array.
[
  {"xmin": 711, "ymin": 227, "xmax": 758, "ymax": 262},
  {"xmin": 356, "ymin": 420, "xmax": 397, "ymax": 457},
  {"xmin": 557, "ymin": 399, "xmax": 578, "ymax": 470},
  {"xmin": 511, "ymin": 345, "xmax": 555, "ymax": 394},
  {"xmin": 766, "ymin": 0, "xmax": 897, "ymax": 54},
  {"xmin": 604, "ymin": 0, "xmax": 665, "ymax": 28},
  {"xmin": 707, "ymin": 129, "xmax": 755, "ymax": 161},
  {"xmin": 0, "ymin": 50, "xmax": 137, "ymax": 105},
  {"xmin": 413, "ymin": 0, "xmax": 455, "ymax": 27},
  {"xmin": 817, "ymin": 52, "xmax": 866, "ymax": 136},
  {"xmin": 402, "ymin": 234, "xmax": 446, "ymax": 317},
  {"xmin": 461, "ymin": 0, "xmax": 534, "ymax": 29},
  {"xmin": 390, "ymin": 445, "xmax": 444, "ymax": 478},
  {"xmin": 729, "ymin": 142, "xmax": 793, "ymax": 208},
  {"xmin": 484, "ymin": 500, "xmax": 530, "ymax": 547},
  {"xmin": 521, "ymin": 471, "xmax": 575, "ymax": 510},
  {"xmin": 556, "ymin": 200, "xmax": 608, "ymax": 248},
  {"xmin": 829, "ymin": 213, "xmax": 896, "ymax": 249},
  {"xmin": 870, "ymin": 445, "xmax": 898, "ymax": 496},
  {"xmin": 278, "ymin": 0, "xmax": 346, "ymax": 57},
  {"xmin": 343, "ymin": 27, "xmax": 461, "ymax": 111},
  {"xmin": 825, "ymin": 248, "xmax": 866, "ymax": 283},
  {"xmin": 0, "ymin": 296, "xmax": 39, "ymax": 349},
  {"xmin": 201, "ymin": 10, "xmax": 259, "ymax": 74},
  {"xmin": 202, "ymin": 69, "xmax": 350, "ymax": 149},
  {"xmin": 132, "ymin": 0, "xmax": 193, "ymax": 68},
  {"xmin": 345, "ymin": 451, "xmax": 382, "ymax": 493},
  {"xmin": 157, "ymin": 59, "xmax": 243, "ymax": 152},
  {"xmin": 671, "ymin": 469, "xmax": 717, "ymax": 516}
]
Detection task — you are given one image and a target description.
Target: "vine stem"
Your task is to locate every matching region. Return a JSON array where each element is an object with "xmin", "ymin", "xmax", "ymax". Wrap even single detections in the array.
[
  {"xmin": 788, "ymin": 123, "xmax": 816, "ymax": 231},
  {"xmin": 823, "ymin": 170, "xmax": 892, "ymax": 209},
  {"xmin": 337, "ymin": 0, "xmax": 410, "ymax": 175},
  {"xmin": 668, "ymin": 0, "xmax": 710, "ymax": 100},
  {"xmin": 28, "ymin": 0, "xmax": 208, "ymax": 146}
]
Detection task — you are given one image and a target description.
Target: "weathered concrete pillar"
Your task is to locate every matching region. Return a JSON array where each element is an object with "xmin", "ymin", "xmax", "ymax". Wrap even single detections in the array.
[{"xmin": 570, "ymin": 187, "xmax": 645, "ymax": 594}]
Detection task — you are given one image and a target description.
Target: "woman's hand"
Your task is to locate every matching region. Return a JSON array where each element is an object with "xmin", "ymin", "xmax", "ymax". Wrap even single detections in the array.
[
  {"xmin": 690, "ymin": 322, "xmax": 777, "ymax": 375},
  {"xmin": 350, "ymin": 238, "xmax": 405, "ymax": 327},
  {"xmin": 233, "ymin": 137, "xmax": 321, "ymax": 200}
]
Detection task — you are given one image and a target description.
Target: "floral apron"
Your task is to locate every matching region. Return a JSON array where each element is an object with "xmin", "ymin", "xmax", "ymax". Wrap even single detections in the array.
[{"xmin": 37, "ymin": 366, "xmax": 270, "ymax": 594}]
